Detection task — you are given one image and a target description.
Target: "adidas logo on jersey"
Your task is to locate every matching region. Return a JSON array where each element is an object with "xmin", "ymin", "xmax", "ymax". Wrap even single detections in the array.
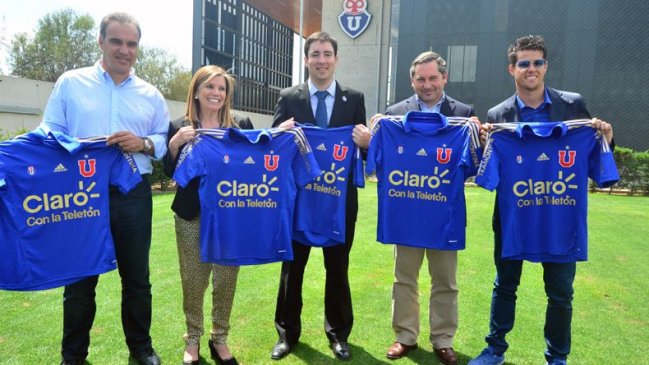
[
  {"xmin": 244, "ymin": 156, "xmax": 255, "ymax": 164},
  {"xmin": 416, "ymin": 148, "xmax": 428, "ymax": 156},
  {"xmin": 316, "ymin": 143, "xmax": 327, "ymax": 151},
  {"xmin": 537, "ymin": 153, "xmax": 550, "ymax": 161},
  {"xmin": 53, "ymin": 163, "xmax": 68, "ymax": 172}
]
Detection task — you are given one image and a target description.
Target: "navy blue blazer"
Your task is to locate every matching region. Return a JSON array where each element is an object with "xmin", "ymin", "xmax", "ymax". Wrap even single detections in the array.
[
  {"xmin": 486, "ymin": 87, "xmax": 593, "ymax": 232},
  {"xmin": 487, "ymin": 87, "xmax": 591, "ymax": 123},
  {"xmin": 385, "ymin": 94, "xmax": 475, "ymax": 118}
]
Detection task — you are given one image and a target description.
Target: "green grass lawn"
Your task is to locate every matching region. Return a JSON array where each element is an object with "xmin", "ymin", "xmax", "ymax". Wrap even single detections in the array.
[{"xmin": 1, "ymin": 186, "xmax": 648, "ymax": 364}]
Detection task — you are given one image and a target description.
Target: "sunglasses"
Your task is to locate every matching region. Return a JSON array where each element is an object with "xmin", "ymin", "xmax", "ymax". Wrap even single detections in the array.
[{"xmin": 516, "ymin": 59, "xmax": 547, "ymax": 68}]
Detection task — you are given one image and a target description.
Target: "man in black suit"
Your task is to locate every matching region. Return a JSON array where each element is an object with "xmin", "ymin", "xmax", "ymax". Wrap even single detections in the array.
[
  {"xmin": 380, "ymin": 51, "xmax": 476, "ymax": 365},
  {"xmin": 469, "ymin": 35, "xmax": 613, "ymax": 365},
  {"xmin": 270, "ymin": 31, "xmax": 369, "ymax": 361}
]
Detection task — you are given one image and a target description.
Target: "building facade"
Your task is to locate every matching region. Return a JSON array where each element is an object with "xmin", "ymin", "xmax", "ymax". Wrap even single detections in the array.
[
  {"xmin": 195, "ymin": 0, "xmax": 648, "ymax": 150},
  {"xmin": 390, "ymin": 0, "xmax": 648, "ymax": 151}
]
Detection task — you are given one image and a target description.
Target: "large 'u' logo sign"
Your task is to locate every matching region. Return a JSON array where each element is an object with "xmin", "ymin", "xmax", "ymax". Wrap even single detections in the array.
[
  {"xmin": 436, "ymin": 148, "xmax": 452, "ymax": 164},
  {"xmin": 264, "ymin": 155, "xmax": 280, "ymax": 171},
  {"xmin": 333, "ymin": 144, "xmax": 349, "ymax": 161},
  {"xmin": 558, "ymin": 150, "xmax": 576, "ymax": 168},
  {"xmin": 78, "ymin": 159, "xmax": 96, "ymax": 177}
]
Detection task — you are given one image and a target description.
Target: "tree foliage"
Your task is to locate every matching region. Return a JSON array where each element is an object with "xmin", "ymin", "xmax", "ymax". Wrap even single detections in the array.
[
  {"xmin": 9, "ymin": 8, "xmax": 98, "ymax": 82},
  {"xmin": 136, "ymin": 46, "xmax": 191, "ymax": 101},
  {"xmin": 8, "ymin": 8, "xmax": 190, "ymax": 102}
]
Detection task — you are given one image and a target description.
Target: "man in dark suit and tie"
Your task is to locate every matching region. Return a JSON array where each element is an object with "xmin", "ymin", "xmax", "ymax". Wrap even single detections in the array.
[
  {"xmin": 378, "ymin": 51, "xmax": 476, "ymax": 365},
  {"xmin": 469, "ymin": 35, "xmax": 613, "ymax": 365},
  {"xmin": 270, "ymin": 31, "xmax": 369, "ymax": 361}
]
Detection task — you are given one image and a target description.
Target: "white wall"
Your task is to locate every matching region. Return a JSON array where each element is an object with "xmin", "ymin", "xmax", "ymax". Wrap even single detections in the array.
[{"xmin": 0, "ymin": 75, "xmax": 273, "ymax": 134}]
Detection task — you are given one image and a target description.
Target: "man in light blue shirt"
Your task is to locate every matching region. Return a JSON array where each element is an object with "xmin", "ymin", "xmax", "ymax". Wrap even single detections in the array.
[{"xmin": 41, "ymin": 12, "xmax": 168, "ymax": 365}]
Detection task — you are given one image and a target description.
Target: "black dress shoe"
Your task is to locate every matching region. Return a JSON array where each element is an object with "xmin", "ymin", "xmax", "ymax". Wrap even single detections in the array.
[
  {"xmin": 331, "ymin": 341, "xmax": 351, "ymax": 361},
  {"xmin": 130, "ymin": 348, "xmax": 161, "ymax": 365},
  {"xmin": 208, "ymin": 339, "xmax": 239, "ymax": 365},
  {"xmin": 60, "ymin": 359, "xmax": 85, "ymax": 365},
  {"xmin": 270, "ymin": 340, "xmax": 291, "ymax": 360}
]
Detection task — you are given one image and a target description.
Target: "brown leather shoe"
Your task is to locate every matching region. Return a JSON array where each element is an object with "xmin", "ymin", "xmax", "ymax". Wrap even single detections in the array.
[
  {"xmin": 386, "ymin": 342, "xmax": 418, "ymax": 359},
  {"xmin": 434, "ymin": 347, "xmax": 458, "ymax": 365}
]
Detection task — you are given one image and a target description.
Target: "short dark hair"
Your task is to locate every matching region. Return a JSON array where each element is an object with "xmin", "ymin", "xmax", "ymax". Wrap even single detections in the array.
[
  {"xmin": 507, "ymin": 35, "xmax": 546, "ymax": 65},
  {"xmin": 99, "ymin": 12, "xmax": 141, "ymax": 41},
  {"xmin": 410, "ymin": 51, "xmax": 447, "ymax": 78},
  {"xmin": 304, "ymin": 31, "xmax": 338, "ymax": 57}
]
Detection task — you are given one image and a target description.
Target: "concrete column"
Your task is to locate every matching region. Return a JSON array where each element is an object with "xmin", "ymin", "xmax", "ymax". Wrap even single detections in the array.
[{"xmin": 322, "ymin": 0, "xmax": 392, "ymax": 119}]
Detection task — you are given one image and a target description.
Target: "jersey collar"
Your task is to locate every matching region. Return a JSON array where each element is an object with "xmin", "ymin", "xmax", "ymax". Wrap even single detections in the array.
[
  {"xmin": 516, "ymin": 121, "xmax": 568, "ymax": 139},
  {"xmin": 223, "ymin": 128, "xmax": 273, "ymax": 144},
  {"xmin": 28, "ymin": 127, "xmax": 83, "ymax": 153},
  {"xmin": 402, "ymin": 111, "xmax": 449, "ymax": 135}
]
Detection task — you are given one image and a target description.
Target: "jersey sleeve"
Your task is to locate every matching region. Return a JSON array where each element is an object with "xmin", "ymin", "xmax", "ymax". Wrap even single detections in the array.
[
  {"xmin": 110, "ymin": 150, "xmax": 143, "ymax": 194},
  {"xmin": 365, "ymin": 119, "xmax": 383, "ymax": 175},
  {"xmin": 352, "ymin": 146, "xmax": 365, "ymax": 188},
  {"xmin": 475, "ymin": 133, "xmax": 501, "ymax": 191},
  {"xmin": 589, "ymin": 136, "xmax": 620, "ymax": 188},
  {"xmin": 463, "ymin": 121, "xmax": 483, "ymax": 177},
  {"xmin": 291, "ymin": 128, "xmax": 322, "ymax": 186},
  {"xmin": 0, "ymin": 156, "xmax": 5, "ymax": 188},
  {"xmin": 173, "ymin": 139, "xmax": 206, "ymax": 188}
]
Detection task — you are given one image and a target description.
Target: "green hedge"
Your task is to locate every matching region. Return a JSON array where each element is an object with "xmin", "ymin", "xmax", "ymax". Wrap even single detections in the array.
[
  {"xmin": 151, "ymin": 159, "xmax": 173, "ymax": 191},
  {"xmin": 612, "ymin": 147, "xmax": 649, "ymax": 195}
]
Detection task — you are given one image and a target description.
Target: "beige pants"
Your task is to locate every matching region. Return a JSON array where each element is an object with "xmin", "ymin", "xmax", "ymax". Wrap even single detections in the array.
[
  {"xmin": 391, "ymin": 244, "xmax": 458, "ymax": 349},
  {"xmin": 174, "ymin": 215, "xmax": 239, "ymax": 345}
]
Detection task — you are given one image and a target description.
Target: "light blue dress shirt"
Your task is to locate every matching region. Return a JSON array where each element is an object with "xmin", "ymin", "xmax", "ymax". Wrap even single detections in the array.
[
  {"xmin": 308, "ymin": 79, "xmax": 337, "ymax": 124},
  {"xmin": 416, "ymin": 92, "xmax": 446, "ymax": 113},
  {"xmin": 42, "ymin": 61, "xmax": 170, "ymax": 174}
]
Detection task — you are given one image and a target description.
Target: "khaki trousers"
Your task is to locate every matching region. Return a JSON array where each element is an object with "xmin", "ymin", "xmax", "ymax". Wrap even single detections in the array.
[
  {"xmin": 174, "ymin": 215, "xmax": 239, "ymax": 345},
  {"xmin": 392, "ymin": 244, "xmax": 458, "ymax": 349}
]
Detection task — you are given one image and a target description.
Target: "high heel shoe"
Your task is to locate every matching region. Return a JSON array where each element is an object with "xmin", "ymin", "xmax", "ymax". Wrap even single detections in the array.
[
  {"xmin": 208, "ymin": 339, "xmax": 239, "ymax": 365},
  {"xmin": 182, "ymin": 344, "xmax": 200, "ymax": 365}
]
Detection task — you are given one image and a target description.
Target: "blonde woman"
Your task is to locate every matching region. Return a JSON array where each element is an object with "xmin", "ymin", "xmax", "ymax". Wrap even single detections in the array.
[{"xmin": 163, "ymin": 65, "xmax": 253, "ymax": 365}]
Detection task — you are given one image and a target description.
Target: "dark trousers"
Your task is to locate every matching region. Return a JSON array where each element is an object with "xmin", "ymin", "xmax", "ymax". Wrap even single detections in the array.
[
  {"xmin": 274, "ymin": 226, "xmax": 355, "ymax": 345},
  {"xmin": 485, "ymin": 229, "xmax": 575, "ymax": 363},
  {"xmin": 61, "ymin": 178, "xmax": 153, "ymax": 361}
]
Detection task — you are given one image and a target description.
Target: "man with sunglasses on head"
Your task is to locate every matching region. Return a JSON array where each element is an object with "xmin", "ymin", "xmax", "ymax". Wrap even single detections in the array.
[{"xmin": 469, "ymin": 35, "xmax": 613, "ymax": 365}]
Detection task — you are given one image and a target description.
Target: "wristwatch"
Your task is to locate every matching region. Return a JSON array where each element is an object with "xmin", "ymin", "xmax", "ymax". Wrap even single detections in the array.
[{"xmin": 142, "ymin": 137, "xmax": 153, "ymax": 153}]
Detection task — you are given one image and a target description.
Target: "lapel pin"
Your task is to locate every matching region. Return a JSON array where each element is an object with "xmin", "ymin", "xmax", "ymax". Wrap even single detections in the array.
[{"xmin": 342, "ymin": 96, "xmax": 347, "ymax": 102}]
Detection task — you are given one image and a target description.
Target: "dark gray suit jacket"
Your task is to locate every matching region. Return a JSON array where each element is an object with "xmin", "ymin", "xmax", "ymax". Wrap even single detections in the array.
[
  {"xmin": 272, "ymin": 81, "xmax": 366, "ymax": 238},
  {"xmin": 385, "ymin": 94, "xmax": 475, "ymax": 118},
  {"xmin": 272, "ymin": 82, "xmax": 366, "ymax": 128}
]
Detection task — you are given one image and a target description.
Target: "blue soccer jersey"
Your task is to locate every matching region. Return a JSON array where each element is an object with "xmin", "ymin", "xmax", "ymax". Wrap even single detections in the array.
[
  {"xmin": 476, "ymin": 120, "xmax": 619, "ymax": 262},
  {"xmin": 0, "ymin": 128, "xmax": 141, "ymax": 291},
  {"xmin": 366, "ymin": 111, "xmax": 482, "ymax": 249},
  {"xmin": 293, "ymin": 125, "xmax": 364, "ymax": 247},
  {"xmin": 173, "ymin": 127, "xmax": 321, "ymax": 265}
]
